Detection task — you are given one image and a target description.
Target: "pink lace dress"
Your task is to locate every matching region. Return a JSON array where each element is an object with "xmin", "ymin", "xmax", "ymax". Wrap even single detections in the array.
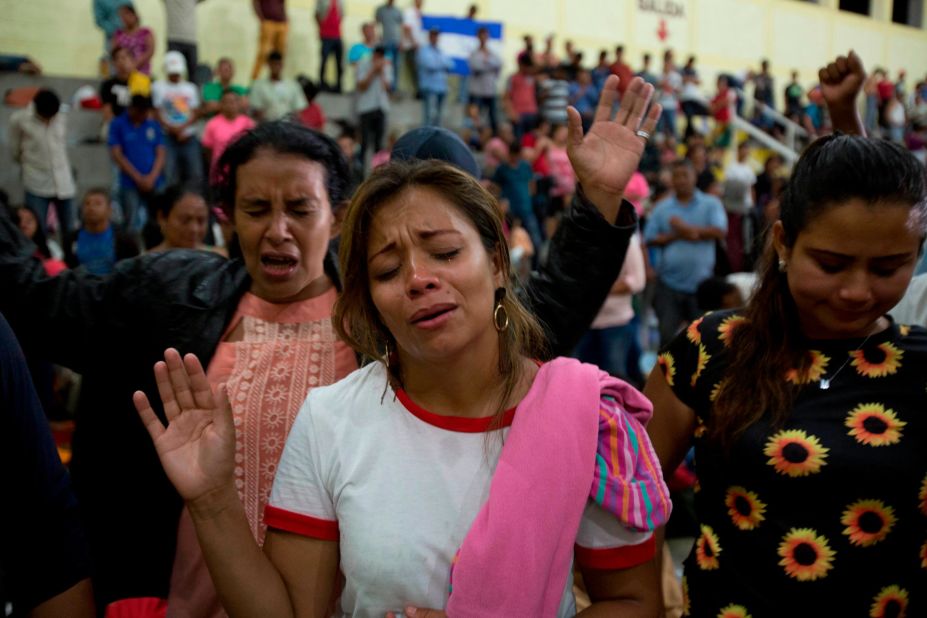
[{"xmin": 166, "ymin": 289, "xmax": 357, "ymax": 617}]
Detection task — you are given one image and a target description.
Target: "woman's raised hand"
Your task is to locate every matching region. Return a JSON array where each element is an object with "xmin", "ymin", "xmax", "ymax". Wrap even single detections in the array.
[
  {"xmin": 566, "ymin": 75, "xmax": 661, "ymax": 220},
  {"xmin": 818, "ymin": 50, "xmax": 867, "ymax": 136},
  {"xmin": 133, "ymin": 349, "xmax": 236, "ymax": 504}
]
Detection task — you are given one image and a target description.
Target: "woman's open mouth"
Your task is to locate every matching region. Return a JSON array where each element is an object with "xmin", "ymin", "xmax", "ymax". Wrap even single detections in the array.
[{"xmin": 260, "ymin": 253, "xmax": 299, "ymax": 279}]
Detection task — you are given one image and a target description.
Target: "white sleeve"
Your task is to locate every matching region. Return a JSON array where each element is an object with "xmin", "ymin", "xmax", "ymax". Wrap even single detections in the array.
[{"xmin": 266, "ymin": 393, "xmax": 339, "ymax": 539}]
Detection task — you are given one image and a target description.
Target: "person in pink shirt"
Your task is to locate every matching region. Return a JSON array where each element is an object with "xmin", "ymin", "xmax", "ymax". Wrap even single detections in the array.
[
  {"xmin": 201, "ymin": 89, "xmax": 256, "ymax": 177},
  {"xmin": 623, "ymin": 170, "xmax": 650, "ymax": 215},
  {"xmin": 315, "ymin": 0, "xmax": 345, "ymax": 93},
  {"xmin": 111, "ymin": 4, "xmax": 155, "ymax": 75}
]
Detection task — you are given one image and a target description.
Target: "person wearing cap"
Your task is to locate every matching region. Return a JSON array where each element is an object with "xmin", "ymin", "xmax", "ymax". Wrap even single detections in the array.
[
  {"xmin": 416, "ymin": 27, "xmax": 454, "ymax": 126},
  {"xmin": 152, "ymin": 51, "xmax": 204, "ymax": 188},
  {"xmin": 108, "ymin": 94, "xmax": 166, "ymax": 231},
  {"xmin": 356, "ymin": 45, "xmax": 393, "ymax": 167},
  {"xmin": 249, "ymin": 51, "xmax": 309, "ymax": 123}
]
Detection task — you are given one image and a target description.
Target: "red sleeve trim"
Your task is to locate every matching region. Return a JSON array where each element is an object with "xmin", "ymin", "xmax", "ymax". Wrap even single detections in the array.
[
  {"xmin": 575, "ymin": 535, "xmax": 655, "ymax": 570},
  {"xmin": 264, "ymin": 505, "xmax": 339, "ymax": 541}
]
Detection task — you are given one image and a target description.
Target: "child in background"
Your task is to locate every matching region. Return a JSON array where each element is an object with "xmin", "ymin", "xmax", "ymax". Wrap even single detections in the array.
[
  {"xmin": 15, "ymin": 206, "xmax": 67, "ymax": 276},
  {"xmin": 297, "ymin": 77, "xmax": 326, "ymax": 131},
  {"xmin": 461, "ymin": 103, "xmax": 486, "ymax": 150},
  {"xmin": 64, "ymin": 189, "xmax": 140, "ymax": 275}
]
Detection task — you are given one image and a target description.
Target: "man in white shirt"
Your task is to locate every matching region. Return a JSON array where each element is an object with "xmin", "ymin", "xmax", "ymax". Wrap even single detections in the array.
[
  {"xmin": 356, "ymin": 45, "xmax": 393, "ymax": 166},
  {"xmin": 9, "ymin": 89, "xmax": 76, "ymax": 236},
  {"xmin": 152, "ymin": 51, "xmax": 203, "ymax": 186},
  {"xmin": 249, "ymin": 51, "xmax": 309, "ymax": 123}
]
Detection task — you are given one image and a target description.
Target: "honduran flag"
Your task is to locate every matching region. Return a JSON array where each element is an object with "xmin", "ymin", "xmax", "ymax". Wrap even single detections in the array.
[{"xmin": 420, "ymin": 15, "xmax": 504, "ymax": 76}]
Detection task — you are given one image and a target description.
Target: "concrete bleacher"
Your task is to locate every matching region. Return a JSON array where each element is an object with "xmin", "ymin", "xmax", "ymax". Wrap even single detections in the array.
[{"xmin": 0, "ymin": 71, "xmax": 464, "ymax": 206}]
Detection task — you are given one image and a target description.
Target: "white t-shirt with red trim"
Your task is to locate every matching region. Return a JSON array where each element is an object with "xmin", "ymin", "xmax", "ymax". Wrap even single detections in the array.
[{"xmin": 267, "ymin": 362, "xmax": 653, "ymax": 617}]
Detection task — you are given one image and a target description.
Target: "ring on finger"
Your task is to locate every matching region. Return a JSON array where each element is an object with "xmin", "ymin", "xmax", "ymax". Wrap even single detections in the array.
[{"xmin": 635, "ymin": 129, "xmax": 651, "ymax": 142}]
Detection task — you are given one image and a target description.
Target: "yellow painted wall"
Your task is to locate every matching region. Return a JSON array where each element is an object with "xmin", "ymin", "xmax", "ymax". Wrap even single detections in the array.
[{"xmin": 2, "ymin": 0, "xmax": 925, "ymax": 100}]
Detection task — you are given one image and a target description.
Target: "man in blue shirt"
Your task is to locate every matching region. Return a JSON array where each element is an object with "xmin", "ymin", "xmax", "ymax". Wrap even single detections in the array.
[
  {"xmin": 645, "ymin": 159, "xmax": 727, "ymax": 344},
  {"xmin": 108, "ymin": 95, "xmax": 166, "ymax": 232},
  {"xmin": 416, "ymin": 28, "xmax": 454, "ymax": 126}
]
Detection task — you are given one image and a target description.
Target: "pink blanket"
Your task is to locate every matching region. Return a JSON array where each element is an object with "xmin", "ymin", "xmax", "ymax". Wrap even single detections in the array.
[{"xmin": 446, "ymin": 357, "xmax": 671, "ymax": 617}]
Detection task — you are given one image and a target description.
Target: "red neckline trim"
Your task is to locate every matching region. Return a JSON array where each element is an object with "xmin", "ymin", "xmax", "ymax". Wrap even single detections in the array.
[{"xmin": 395, "ymin": 389, "xmax": 517, "ymax": 433}]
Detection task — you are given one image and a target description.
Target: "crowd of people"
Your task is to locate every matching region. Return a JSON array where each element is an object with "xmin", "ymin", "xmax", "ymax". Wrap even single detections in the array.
[{"xmin": 2, "ymin": 2, "xmax": 927, "ymax": 618}]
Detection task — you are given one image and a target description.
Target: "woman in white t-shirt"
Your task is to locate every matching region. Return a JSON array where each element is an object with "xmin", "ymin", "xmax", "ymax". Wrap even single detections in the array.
[{"xmin": 133, "ymin": 76, "xmax": 670, "ymax": 617}]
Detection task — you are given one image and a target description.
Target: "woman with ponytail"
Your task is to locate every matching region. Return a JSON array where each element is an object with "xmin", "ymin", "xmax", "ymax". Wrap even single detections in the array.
[{"xmin": 646, "ymin": 131, "xmax": 927, "ymax": 616}]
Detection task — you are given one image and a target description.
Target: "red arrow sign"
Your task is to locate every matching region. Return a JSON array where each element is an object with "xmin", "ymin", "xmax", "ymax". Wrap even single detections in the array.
[{"xmin": 657, "ymin": 19, "xmax": 669, "ymax": 41}]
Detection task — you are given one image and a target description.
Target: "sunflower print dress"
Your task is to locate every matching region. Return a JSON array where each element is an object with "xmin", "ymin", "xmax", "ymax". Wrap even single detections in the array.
[{"xmin": 660, "ymin": 310, "xmax": 927, "ymax": 618}]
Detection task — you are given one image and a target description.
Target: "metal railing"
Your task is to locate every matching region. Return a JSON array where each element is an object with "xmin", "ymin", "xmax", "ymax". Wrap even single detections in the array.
[
  {"xmin": 731, "ymin": 115, "xmax": 800, "ymax": 164},
  {"xmin": 734, "ymin": 87, "xmax": 808, "ymax": 154}
]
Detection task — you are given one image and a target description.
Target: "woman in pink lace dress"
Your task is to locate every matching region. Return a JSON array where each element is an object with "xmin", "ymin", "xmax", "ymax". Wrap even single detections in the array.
[{"xmin": 163, "ymin": 124, "xmax": 358, "ymax": 617}]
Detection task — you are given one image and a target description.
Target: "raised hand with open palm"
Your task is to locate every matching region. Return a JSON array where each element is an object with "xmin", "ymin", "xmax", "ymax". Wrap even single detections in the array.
[
  {"xmin": 133, "ymin": 348, "xmax": 236, "ymax": 504},
  {"xmin": 566, "ymin": 74, "xmax": 662, "ymax": 221}
]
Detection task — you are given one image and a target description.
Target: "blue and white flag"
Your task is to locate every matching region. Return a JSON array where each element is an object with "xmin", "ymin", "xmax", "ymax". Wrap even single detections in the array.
[{"xmin": 420, "ymin": 16, "xmax": 504, "ymax": 75}]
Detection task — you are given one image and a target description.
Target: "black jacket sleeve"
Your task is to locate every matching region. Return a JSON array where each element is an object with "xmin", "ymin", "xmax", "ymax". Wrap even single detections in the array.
[
  {"xmin": 518, "ymin": 187, "xmax": 638, "ymax": 357},
  {"xmin": 0, "ymin": 312, "xmax": 91, "ymax": 611},
  {"xmin": 0, "ymin": 206, "xmax": 146, "ymax": 373}
]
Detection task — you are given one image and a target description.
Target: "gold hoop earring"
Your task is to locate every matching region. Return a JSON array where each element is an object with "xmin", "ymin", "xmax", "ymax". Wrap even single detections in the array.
[{"xmin": 493, "ymin": 287, "xmax": 510, "ymax": 332}]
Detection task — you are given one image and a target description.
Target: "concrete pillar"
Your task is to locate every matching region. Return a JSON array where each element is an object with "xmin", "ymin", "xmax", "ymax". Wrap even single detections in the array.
[{"xmin": 870, "ymin": 0, "xmax": 893, "ymax": 22}]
